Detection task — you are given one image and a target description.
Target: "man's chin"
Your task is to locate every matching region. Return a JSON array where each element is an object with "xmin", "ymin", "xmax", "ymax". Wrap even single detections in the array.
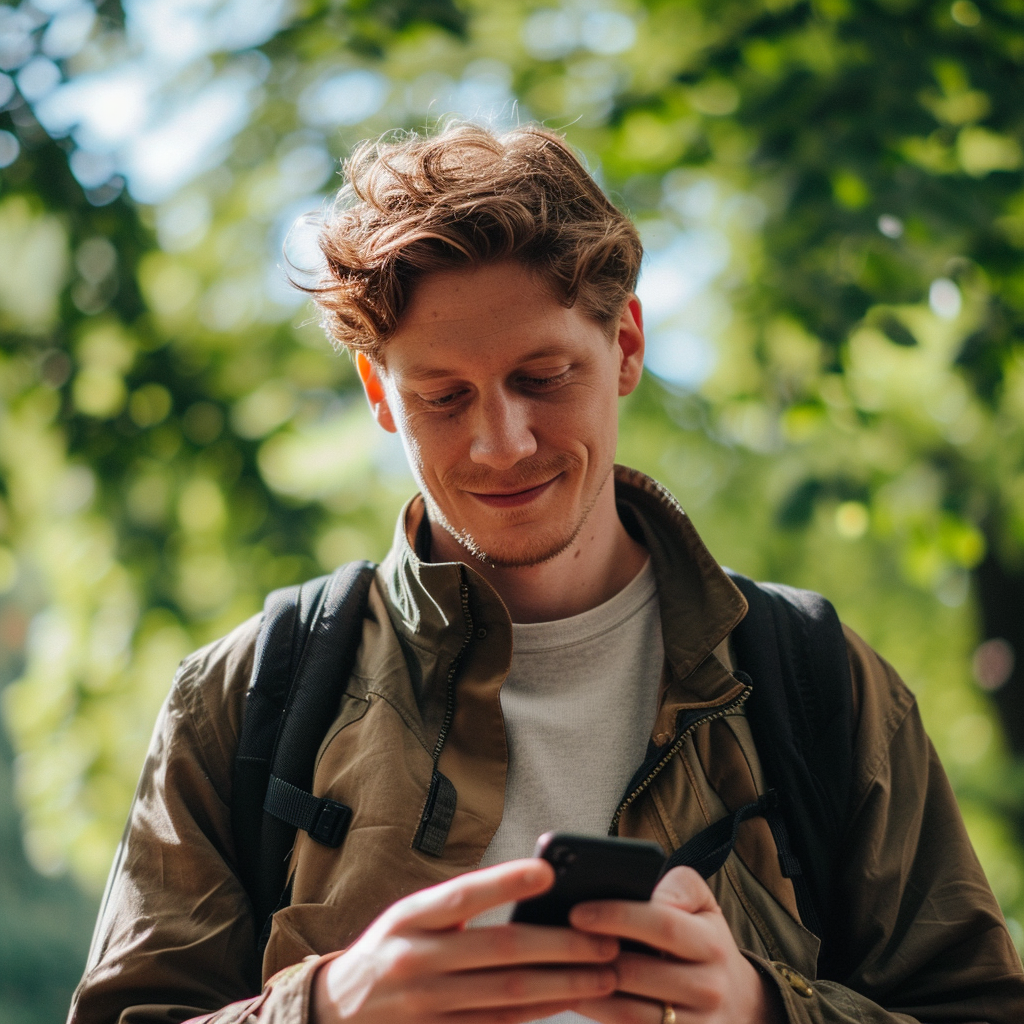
[
  {"xmin": 445, "ymin": 522, "xmax": 582, "ymax": 569},
  {"xmin": 478, "ymin": 541, "xmax": 574, "ymax": 570},
  {"xmin": 424, "ymin": 472, "xmax": 610, "ymax": 569}
]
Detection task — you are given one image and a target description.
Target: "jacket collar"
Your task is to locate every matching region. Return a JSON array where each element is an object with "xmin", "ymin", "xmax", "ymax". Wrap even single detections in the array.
[
  {"xmin": 612, "ymin": 467, "xmax": 747, "ymax": 675},
  {"xmin": 376, "ymin": 466, "xmax": 749, "ymax": 730}
]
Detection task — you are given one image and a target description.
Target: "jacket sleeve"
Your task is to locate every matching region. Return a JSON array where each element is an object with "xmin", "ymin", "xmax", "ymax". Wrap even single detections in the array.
[
  {"xmin": 748, "ymin": 627, "xmax": 1024, "ymax": 1023},
  {"xmin": 67, "ymin": 617, "xmax": 326, "ymax": 1024}
]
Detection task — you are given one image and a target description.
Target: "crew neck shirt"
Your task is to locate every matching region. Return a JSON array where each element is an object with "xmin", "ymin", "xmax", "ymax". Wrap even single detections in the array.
[
  {"xmin": 474, "ymin": 559, "xmax": 663, "ymax": 1022},
  {"xmin": 475, "ymin": 557, "xmax": 663, "ymax": 910}
]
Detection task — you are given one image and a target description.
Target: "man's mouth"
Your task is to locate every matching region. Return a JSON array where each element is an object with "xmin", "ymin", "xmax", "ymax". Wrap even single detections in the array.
[{"xmin": 467, "ymin": 476, "xmax": 559, "ymax": 509}]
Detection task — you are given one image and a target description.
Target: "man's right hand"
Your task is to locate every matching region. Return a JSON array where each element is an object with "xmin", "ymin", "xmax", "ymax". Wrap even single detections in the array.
[{"xmin": 312, "ymin": 858, "xmax": 619, "ymax": 1023}]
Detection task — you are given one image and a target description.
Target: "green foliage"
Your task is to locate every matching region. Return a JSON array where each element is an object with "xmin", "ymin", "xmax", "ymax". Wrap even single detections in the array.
[
  {"xmin": 2, "ymin": 0, "xmax": 1024, "ymax": 967},
  {"xmin": 0, "ymin": 727, "xmax": 97, "ymax": 1024}
]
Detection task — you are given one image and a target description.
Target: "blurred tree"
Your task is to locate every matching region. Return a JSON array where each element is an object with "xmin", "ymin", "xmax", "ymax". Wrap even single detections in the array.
[
  {"xmin": 2, "ymin": 0, "xmax": 1024, "ymax": 962},
  {"xmin": 0, "ymin": 725, "xmax": 97, "ymax": 1024}
]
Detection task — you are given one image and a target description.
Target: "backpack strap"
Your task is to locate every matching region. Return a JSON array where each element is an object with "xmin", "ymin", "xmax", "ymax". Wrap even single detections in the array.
[
  {"xmin": 661, "ymin": 790, "xmax": 780, "ymax": 880},
  {"xmin": 231, "ymin": 560, "xmax": 377, "ymax": 947},
  {"xmin": 656, "ymin": 574, "xmax": 852, "ymax": 974},
  {"xmin": 726, "ymin": 571, "xmax": 854, "ymax": 976}
]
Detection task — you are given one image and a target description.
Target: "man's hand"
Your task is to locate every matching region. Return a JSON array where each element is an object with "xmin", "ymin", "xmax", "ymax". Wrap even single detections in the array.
[
  {"xmin": 312, "ymin": 858, "xmax": 619, "ymax": 1023},
  {"xmin": 568, "ymin": 866, "xmax": 784, "ymax": 1024}
]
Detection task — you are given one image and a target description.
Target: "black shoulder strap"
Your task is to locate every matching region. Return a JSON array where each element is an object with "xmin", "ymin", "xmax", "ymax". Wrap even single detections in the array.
[
  {"xmin": 231, "ymin": 560, "xmax": 377, "ymax": 945},
  {"xmin": 726, "ymin": 571, "xmax": 854, "ymax": 975}
]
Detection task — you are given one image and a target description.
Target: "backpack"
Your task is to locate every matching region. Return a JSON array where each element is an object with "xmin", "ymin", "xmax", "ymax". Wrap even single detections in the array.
[{"xmin": 231, "ymin": 561, "xmax": 853, "ymax": 975}]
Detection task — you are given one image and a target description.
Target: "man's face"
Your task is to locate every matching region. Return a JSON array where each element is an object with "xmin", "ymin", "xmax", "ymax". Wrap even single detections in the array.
[{"xmin": 359, "ymin": 261, "xmax": 644, "ymax": 567}]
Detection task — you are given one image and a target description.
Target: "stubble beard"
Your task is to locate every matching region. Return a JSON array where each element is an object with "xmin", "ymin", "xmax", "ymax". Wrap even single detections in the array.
[{"xmin": 420, "ymin": 453, "xmax": 608, "ymax": 569}]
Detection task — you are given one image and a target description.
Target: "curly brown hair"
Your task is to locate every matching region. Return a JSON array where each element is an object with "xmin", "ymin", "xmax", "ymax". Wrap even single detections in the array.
[{"xmin": 308, "ymin": 122, "xmax": 643, "ymax": 363}]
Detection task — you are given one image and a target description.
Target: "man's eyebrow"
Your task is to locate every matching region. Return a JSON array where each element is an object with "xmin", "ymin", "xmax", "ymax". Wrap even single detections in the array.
[
  {"xmin": 400, "ymin": 366, "xmax": 463, "ymax": 381},
  {"xmin": 401, "ymin": 346, "xmax": 578, "ymax": 380}
]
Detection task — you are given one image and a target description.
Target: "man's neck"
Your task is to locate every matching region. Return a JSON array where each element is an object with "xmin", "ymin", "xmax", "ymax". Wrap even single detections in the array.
[{"xmin": 427, "ymin": 482, "xmax": 649, "ymax": 624}]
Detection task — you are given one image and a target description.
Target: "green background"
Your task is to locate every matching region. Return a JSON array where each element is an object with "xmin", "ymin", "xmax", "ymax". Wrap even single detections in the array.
[{"xmin": 2, "ymin": 0, "xmax": 1024, "ymax": 1017}]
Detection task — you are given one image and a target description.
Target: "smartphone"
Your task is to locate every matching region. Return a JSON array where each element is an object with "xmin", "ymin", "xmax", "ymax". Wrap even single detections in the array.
[{"xmin": 511, "ymin": 832, "xmax": 666, "ymax": 930}]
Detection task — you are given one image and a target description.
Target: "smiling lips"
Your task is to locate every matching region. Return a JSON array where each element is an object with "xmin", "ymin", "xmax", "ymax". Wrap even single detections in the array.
[{"xmin": 468, "ymin": 476, "xmax": 559, "ymax": 508}]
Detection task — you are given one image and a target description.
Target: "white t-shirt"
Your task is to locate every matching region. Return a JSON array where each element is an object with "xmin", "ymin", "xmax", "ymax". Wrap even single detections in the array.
[{"xmin": 475, "ymin": 560, "xmax": 664, "ymax": 1024}]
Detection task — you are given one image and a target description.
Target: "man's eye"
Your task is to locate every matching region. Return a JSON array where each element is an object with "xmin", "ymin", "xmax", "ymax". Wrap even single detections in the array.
[
  {"xmin": 423, "ymin": 389, "xmax": 466, "ymax": 407},
  {"xmin": 520, "ymin": 371, "xmax": 569, "ymax": 390}
]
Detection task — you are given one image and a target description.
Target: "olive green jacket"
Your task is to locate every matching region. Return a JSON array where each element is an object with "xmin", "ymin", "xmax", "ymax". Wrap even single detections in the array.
[{"xmin": 69, "ymin": 468, "xmax": 1024, "ymax": 1024}]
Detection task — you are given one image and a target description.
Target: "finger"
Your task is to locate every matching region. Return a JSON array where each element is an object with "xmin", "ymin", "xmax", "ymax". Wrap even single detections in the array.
[
  {"xmin": 393, "ymin": 860, "xmax": 555, "ymax": 932},
  {"xmin": 651, "ymin": 866, "xmax": 717, "ymax": 915},
  {"xmin": 572, "ymin": 993, "xmax": 657, "ymax": 1024},
  {"xmin": 613, "ymin": 951, "xmax": 722, "ymax": 1010},
  {"xmin": 569, "ymin": 900, "xmax": 720, "ymax": 962},
  {"xmin": 574, "ymin": 993, "xmax": 716, "ymax": 1024},
  {"xmin": 422, "ymin": 923, "xmax": 619, "ymax": 972},
  {"xmin": 449, "ymin": 999, "xmax": 591, "ymax": 1024},
  {"xmin": 413, "ymin": 963, "xmax": 618, "ymax": 1012}
]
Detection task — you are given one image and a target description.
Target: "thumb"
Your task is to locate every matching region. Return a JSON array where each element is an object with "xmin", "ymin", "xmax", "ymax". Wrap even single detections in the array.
[{"xmin": 652, "ymin": 866, "xmax": 719, "ymax": 915}]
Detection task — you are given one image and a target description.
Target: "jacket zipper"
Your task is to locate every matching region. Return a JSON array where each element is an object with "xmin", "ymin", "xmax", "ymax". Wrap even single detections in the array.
[
  {"xmin": 608, "ymin": 683, "xmax": 752, "ymax": 834},
  {"xmin": 430, "ymin": 572, "xmax": 474, "ymax": 764}
]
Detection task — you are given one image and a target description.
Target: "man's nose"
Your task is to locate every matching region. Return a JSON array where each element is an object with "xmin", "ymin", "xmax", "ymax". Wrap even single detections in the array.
[{"xmin": 468, "ymin": 389, "xmax": 538, "ymax": 470}]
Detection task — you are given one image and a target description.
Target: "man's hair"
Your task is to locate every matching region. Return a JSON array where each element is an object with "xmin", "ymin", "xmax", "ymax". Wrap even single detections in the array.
[{"xmin": 309, "ymin": 122, "xmax": 643, "ymax": 362}]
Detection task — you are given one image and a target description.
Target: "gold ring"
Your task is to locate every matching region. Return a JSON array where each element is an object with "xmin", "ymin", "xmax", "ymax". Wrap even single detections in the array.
[{"xmin": 661, "ymin": 1004, "xmax": 676, "ymax": 1024}]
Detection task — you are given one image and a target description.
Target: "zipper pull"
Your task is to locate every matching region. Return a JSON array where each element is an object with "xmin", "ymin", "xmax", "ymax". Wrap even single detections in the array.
[{"xmin": 413, "ymin": 768, "xmax": 457, "ymax": 857}]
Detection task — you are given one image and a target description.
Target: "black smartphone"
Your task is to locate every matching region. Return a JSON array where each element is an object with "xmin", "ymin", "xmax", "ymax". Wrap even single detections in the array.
[{"xmin": 511, "ymin": 832, "xmax": 666, "ymax": 930}]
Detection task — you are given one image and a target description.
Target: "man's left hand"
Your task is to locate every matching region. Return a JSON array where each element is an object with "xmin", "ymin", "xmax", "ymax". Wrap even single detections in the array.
[{"xmin": 568, "ymin": 866, "xmax": 784, "ymax": 1024}]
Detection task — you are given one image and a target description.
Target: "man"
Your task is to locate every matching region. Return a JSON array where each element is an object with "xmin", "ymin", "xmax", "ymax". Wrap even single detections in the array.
[{"xmin": 70, "ymin": 124, "xmax": 1024, "ymax": 1024}]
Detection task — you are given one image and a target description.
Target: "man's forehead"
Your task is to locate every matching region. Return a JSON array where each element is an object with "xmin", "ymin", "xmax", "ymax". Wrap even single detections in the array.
[{"xmin": 402, "ymin": 302, "xmax": 560, "ymax": 331}]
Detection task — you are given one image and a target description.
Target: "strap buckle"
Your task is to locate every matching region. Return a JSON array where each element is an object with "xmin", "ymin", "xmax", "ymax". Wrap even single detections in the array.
[
  {"xmin": 264, "ymin": 775, "xmax": 353, "ymax": 848},
  {"xmin": 308, "ymin": 799, "xmax": 352, "ymax": 847}
]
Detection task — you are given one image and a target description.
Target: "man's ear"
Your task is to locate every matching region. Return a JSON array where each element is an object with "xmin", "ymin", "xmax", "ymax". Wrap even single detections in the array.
[
  {"xmin": 355, "ymin": 352, "xmax": 398, "ymax": 433},
  {"xmin": 616, "ymin": 296, "xmax": 645, "ymax": 397}
]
